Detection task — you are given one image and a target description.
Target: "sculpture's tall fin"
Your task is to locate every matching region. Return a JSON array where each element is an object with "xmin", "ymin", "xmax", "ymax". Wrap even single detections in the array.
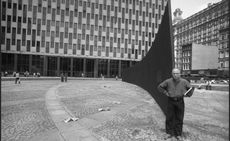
[{"xmin": 122, "ymin": 0, "xmax": 174, "ymax": 115}]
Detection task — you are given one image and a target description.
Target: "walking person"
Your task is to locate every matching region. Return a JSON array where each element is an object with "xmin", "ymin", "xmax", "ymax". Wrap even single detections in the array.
[
  {"xmin": 15, "ymin": 72, "xmax": 20, "ymax": 84},
  {"xmin": 60, "ymin": 73, "xmax": 64, "ymax": 82},
  {"xmin": 157, "ymin": 68, "xmax": 192, "ymax": 140}
]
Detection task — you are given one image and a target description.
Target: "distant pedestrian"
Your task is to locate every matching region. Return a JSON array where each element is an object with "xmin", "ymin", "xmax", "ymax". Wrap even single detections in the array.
[
  {"xmin": 15, "ymin": 72, "xmax": 20, "ymax": 84},
  {"xmin": 64, "ymin": 73, "xmax": 68, "ymax": 82},
  {"xmin": 37, "ymin": 72, "xmax": 40, "ymax": 77},
  {"xmin": 206, "ymin": 80, "xmax": 212, "ymax": 90},
  {"xmin": 101, "ymin": 73, "xmax": 104, "ymax": 80},
  {"xmin": 4, "ymin": 71, "xmax": 8, "ymax": 77},
  {"xmin": 60, "ymin": 73, "xmax": 64, "ymax": 82}
]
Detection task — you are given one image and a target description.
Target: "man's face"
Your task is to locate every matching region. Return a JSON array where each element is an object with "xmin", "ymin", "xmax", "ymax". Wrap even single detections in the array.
[{"xmin": 172, "ymin": 69, "xmax": 181, "ymax": 80}]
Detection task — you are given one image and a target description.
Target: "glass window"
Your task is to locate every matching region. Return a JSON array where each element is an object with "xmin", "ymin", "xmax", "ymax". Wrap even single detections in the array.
[
  {"xmin": 27, "ymin": 40, "xmax": 30, "ymax": 51},
  {"xmin": 32, "ymin": 30, "xmax": 36, "ymax": 46},
  {"xmin": 13, "ymin": 3, "xmax": 17, "ymax": 22},
  {"xmin": 33, "ymin": 6, "xmax": 37, "ymax": 24},
  {"xmin": 8, "ymin": 0, "xmax": 12, "ymax": 9},
  {"xmin": 7, "ymin": 15, "xmax": 11, "ymax": 33},
  {"xmin": 2, "ymin": 26, "xmax": 6, "ymax": 44},
  {"xmin": 12, "ymin": 28, "xmax": 16, "ymax": 45},
  {"xmin": 6, "ymin": 39, "xmax": 11, "ymax": 50},
  {"xmin": 17, "ymin": 40, "xmax": 21, "ymax": 51}
]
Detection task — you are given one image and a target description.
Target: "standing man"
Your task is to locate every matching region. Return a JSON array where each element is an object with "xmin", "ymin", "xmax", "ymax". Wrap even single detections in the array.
[{"xmin": 157, "ymin": 68, "xmax": 191, "ymax": 140}]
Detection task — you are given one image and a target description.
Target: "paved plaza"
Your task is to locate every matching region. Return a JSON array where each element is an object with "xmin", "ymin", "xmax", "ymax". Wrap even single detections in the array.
[{"xmin": 1, "ymin": 79, "xmax": 229, "ymax": 141}]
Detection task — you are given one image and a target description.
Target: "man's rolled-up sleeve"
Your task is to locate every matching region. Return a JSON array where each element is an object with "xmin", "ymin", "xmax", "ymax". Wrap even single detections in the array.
[{"xmin": 158, "ymin": 81, "xmax": 168, "ymax": 95}]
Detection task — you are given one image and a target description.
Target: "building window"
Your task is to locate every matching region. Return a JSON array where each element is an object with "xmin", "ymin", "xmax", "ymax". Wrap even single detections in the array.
[
  {"xmin": 1, "ymin": 27, "xmax": 6, "ymax": 44},
  {"xmin": 17, "ymin": 40, "xmax": 21, "ymax": 51},
  {"xmin": 46, "ymin": 42, "xmax": 50, "ymax": 53},
  {"xmin": 32, "ymin": 30, "xmax": 36, "ymax": 47},
  {"xmin": 17, "ymin": 17, "xmax": 22, "ymax": 34},
  {"xmin": 6, "ymin": 39, "xmax": 11, "ymax": 50},
  {"xmin": 26, "ymin": 40, "xmax": 30, "ymax": 52},
  {"xmin": 12, "ymin": 28, "xmax": 16, "ymax": 45},
  {"xmin": 8, "ymin": 0, "xmax": 12, "ymax": 9},
  {"xmin": 2, "ymin": 1, "xmax": 6, "ymax": 21},
  {"xmin": 33, "ymin": 6, "xmax": 37, "ymax": 24},
  {"xmin": 22, "ymin": 28, "xmax": 26, "ymax": 46},
  {"xmin": 13, "ymin": 3, "xmax": 17, "ymax": 22},
  {"xmin": 23, "ymin": 5, "xmax": 27, "ymax": 23},
  {"xmin": 7, "ymin": 15, "xmax": 11, "ymax": 33},
  {"xmin": 36, "ymin": 41, "xmax": 40, "ymax": 52},
  {"xmin": 55, "ymin": 42, "xmax": 59, "ymax": 54},
  {"xmin": 27, "ymin": 18, "xmax": 32, "ymax": 35}
]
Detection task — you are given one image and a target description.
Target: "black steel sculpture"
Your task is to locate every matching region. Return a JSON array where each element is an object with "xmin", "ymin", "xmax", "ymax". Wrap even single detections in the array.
[{"xmin": 122, "ymin": 1, "xmax": 174, "ymax": 115}]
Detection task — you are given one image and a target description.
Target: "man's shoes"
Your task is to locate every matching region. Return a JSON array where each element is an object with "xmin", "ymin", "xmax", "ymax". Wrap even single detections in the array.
[
  {"xmin": 175, "ymin": 136, "xmax": 184, "ymax": 141},
  {"xmin": 164, "ymin": 134, "xmax": 174, "ymax": 140}
]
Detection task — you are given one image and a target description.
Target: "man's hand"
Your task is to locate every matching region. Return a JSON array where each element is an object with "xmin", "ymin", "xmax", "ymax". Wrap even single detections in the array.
[{"xmin": 164, "ymin": 91, "xmax": 170, "ymax": 97}]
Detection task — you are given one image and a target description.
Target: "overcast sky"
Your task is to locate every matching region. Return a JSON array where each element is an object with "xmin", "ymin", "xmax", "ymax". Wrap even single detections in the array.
[{"xmin": 171, "ymin": 0, "xmax": 222, "ymax": 19}]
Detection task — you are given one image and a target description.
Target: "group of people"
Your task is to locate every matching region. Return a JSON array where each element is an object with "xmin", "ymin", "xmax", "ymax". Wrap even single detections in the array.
[{"xmin": 60, "ymin": 73, "xmax": 68, "ymax": 82}]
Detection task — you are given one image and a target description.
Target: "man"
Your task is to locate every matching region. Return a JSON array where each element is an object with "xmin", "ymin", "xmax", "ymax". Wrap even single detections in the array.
[
  {"xmin": 157, "ymin": 68, "xmax": 191, "ymax": 140},
  {"xmin": 15, "ymin": 72, "xmax": 20, "ymax": 84}
]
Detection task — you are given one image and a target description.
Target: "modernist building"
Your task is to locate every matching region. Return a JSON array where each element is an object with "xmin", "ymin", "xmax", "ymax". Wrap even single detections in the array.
[
  {"xmin": 1, "ymin": 0, "xmax": 168, "ymax": 77},
  {"xmin": 181, "ymin": 43, "xmax": 219, "ymax": 77},
  {"xmin": 173, "ymin": 0, "xmax": 229, "ymax": 77}
]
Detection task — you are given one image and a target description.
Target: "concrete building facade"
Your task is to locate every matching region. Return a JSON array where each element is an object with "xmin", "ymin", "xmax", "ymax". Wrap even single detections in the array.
[
  {"xmin": 1, "ymin": 0, "xmax": 168, "ymax": 77},
  {"xmin": 173, "ymin": 0, "xmax": 229, "ymax": 77}
]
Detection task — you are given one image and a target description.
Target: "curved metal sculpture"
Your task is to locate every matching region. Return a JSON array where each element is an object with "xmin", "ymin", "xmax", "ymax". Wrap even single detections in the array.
[{"xmin": 122, "ymin": 1, "xmax": 174, "ymax": 115}]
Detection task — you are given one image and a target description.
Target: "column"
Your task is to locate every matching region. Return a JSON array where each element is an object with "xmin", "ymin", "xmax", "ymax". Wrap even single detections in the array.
[
  {"xmin": 129, "ymin": 61, "xmax": 132, "ymax": 67},
  {"xmin": 118, "ymin": 60, "xmax": 121, "ymax": 77},
  {"xmin": 107, "ymin": 59, "xmax": 110, "ymax": 78},
  {"xmin": 57, "ymin": 56, "xmax": 60, "ymax": 76},
  {"xmin": 94, "ymin": 59, "xmax": 98, "ymax": 78},
  {"xmin": 43, "ymin": 56, "xmax": 47, "ymax": 76},
  {"xmin": 70, "ymin": 57, "xmax": 73, "ymax": 77},
  {"xmin": 14, "ymin": 54, "xmax": 18, "ymax": 71},
  {"xmin": 29, "ymin": 54, "xmax": 32, "ymax": 73},
  {"xmin": 83, "ymin": 58, "xmax": 86, "ymax": 76}
]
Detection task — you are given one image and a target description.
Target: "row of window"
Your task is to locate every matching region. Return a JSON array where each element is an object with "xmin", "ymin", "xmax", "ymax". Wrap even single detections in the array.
[
  {"xmin": 3, "ymin": 16, "xmax": 158, "ymax": 37},
  {"xmin": 2, "ymin": 25, "xmax": 153, "ymax": 49},
  {"xmin": 182, "ymin": 64, "xmax": 190, "ymax": 70},
  {"xmin": 175, "ymin": 1, "xmax": 229, "ymax": 33},
  {"xmin": 2, "ymin": 4, "xmax": 163, "ymax": 30},
  {"xmin": 4, "ymin": 38, "xmax": 146, "ymax": 60},
  {"xmin": 4, "ymin": 0, "xmax": 164, "ymax": 11}
]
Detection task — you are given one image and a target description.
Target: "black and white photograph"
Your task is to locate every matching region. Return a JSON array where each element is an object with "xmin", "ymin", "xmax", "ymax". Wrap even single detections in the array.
[{"xmin": 1, "ymin": 0, "xmax": 229, "ymax": 141}]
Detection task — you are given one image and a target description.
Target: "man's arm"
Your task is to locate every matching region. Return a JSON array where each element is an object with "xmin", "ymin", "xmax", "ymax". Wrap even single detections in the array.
[
  {"xmin": 184, "ymin": 80, "xmax": 193, "ymax": 97},
  {"xmin": 157, "ymin": 81, "xmax": 169, "ymax": 96},
  {"xmin": 185, "ymin": 79, "xmax": 192, "ymax": 90}
]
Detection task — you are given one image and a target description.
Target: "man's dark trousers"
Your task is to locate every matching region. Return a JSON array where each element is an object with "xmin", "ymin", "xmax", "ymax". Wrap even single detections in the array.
[{"xmin": 166, "ymin": 97, "xmax": 184, "ymax": 136}]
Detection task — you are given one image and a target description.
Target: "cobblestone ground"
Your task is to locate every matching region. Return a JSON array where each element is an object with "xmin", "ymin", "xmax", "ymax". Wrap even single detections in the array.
[
  {"xmin": 2, "ymin": 80, "xmax": 229, "ymax": 141},
  {"xmin": 58, "ymin": 80, "xmax": 229, "ymax": 141},
  {"xmin": 1, "ymin": 80, "xmax": 59, "ymax": 141}
]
